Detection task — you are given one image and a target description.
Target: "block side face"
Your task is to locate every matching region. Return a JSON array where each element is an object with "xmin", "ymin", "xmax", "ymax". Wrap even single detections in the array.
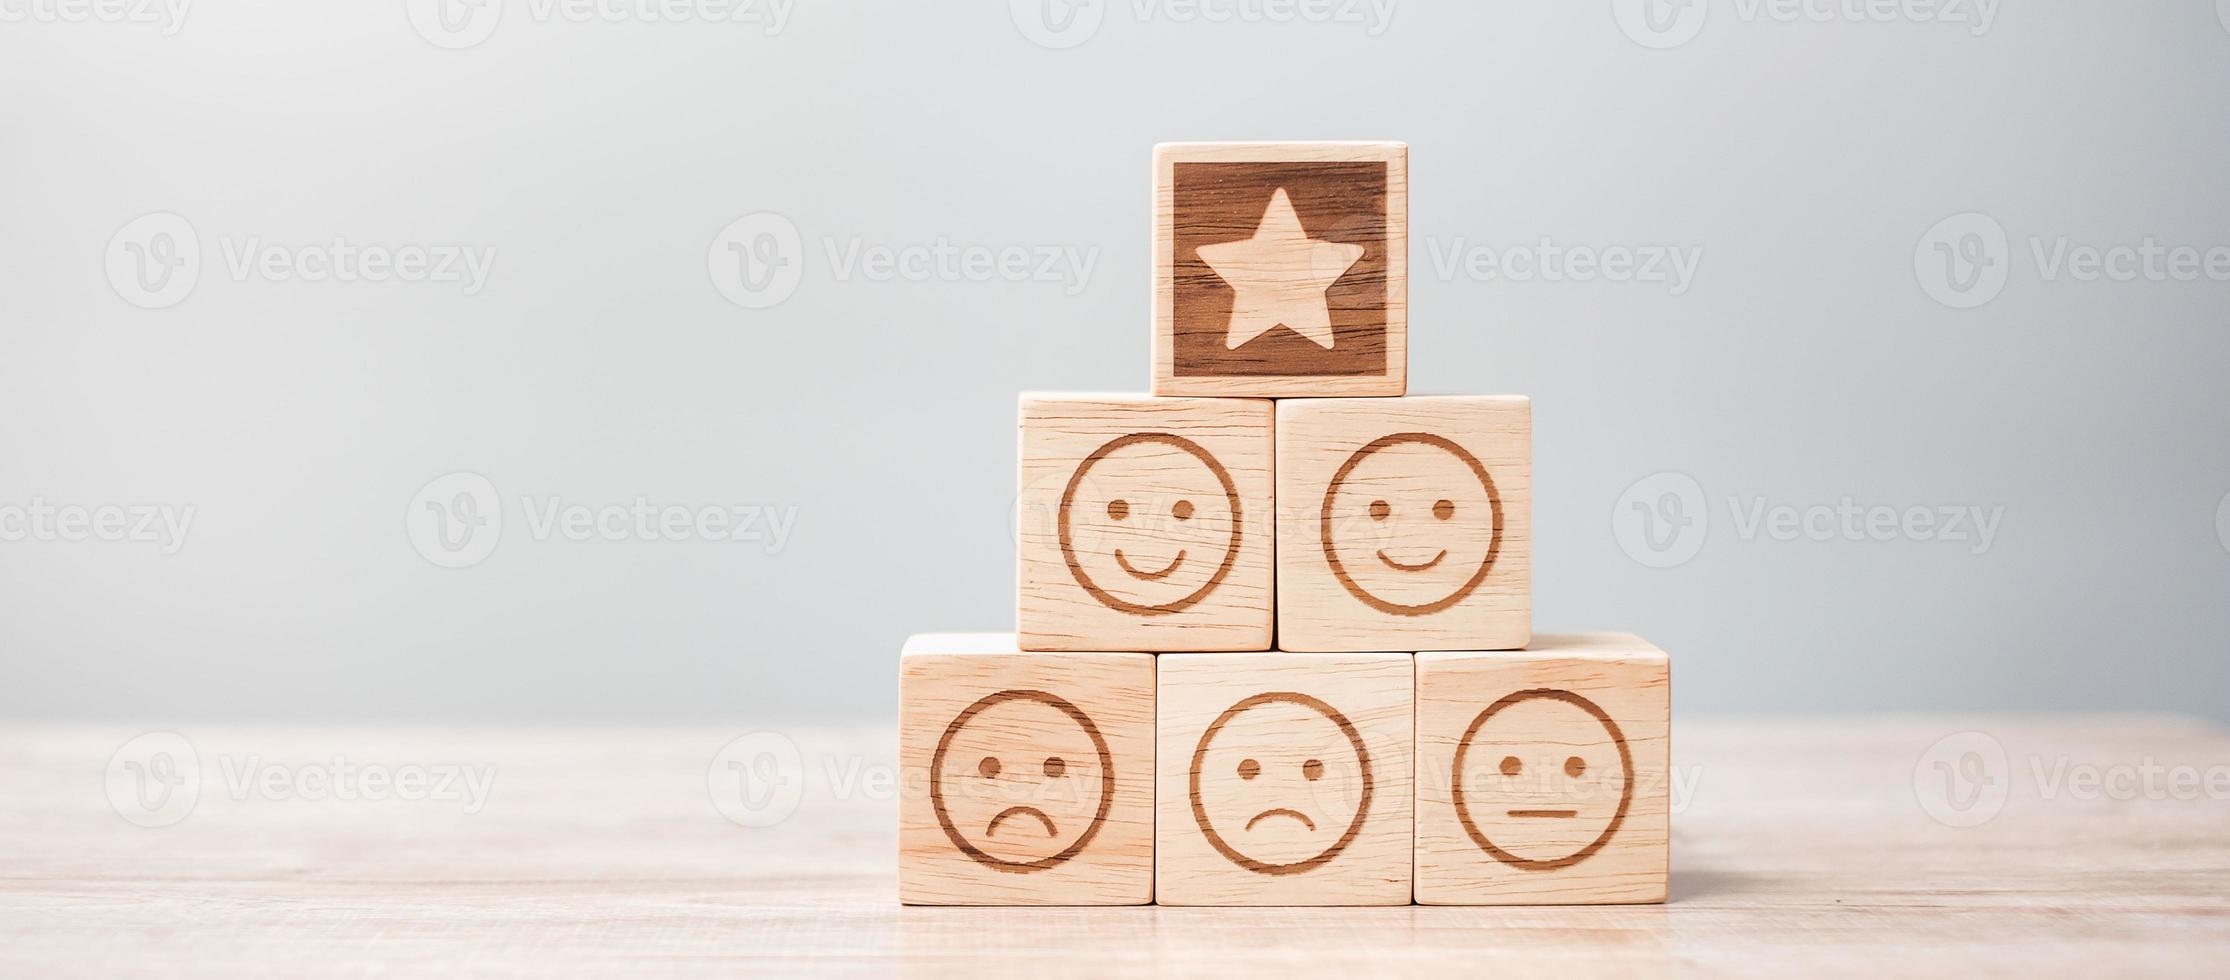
[
  {"xmin": 1276, "ymin": 397, "xmax": 1532, "ymax": 652},
  {"xmin": 1152, "ymin": 143, "xmax": 1407, "ymax": 399},
  {"xmin": 899, "ymin": 650, "xmax": 1156, "ymax": 905},
  {"xmin": 1018, "ymin": 397, "xmax": 1274, "ymax": 652},
  {"xmin": 1413, "ymin": 652, "xmax": 1669, "ymax": 905},
  {"xmin": 1154, "ymin": 653, "xmax": 1415, "ymax": 905}
]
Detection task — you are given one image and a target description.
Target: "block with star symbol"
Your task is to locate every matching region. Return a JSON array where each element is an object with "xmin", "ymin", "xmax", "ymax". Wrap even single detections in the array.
[{"xmin": 1153, "ymin": 141, "xmax": 1406, "ymax": 397}]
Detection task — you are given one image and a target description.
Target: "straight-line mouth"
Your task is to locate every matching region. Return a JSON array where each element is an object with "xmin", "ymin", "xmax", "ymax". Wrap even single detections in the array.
[
  {"xmin": 987, "ymin": 806, "xmax": 1057, "ymax": 837},
  {"xmin": 1376, "ymin": 548, "xmax": 1447, "ymax": 572},
  {"xmin": 1245, "ymin": 807, "xmax": 1316, "ymax": 831},
  {"xmin": 1115, "ymin": 549, "xmax": 1186, "ymax": 581},
  {"xmin": 1507, "ymin": 809, "xmax": 1578, "ymax": 819}
]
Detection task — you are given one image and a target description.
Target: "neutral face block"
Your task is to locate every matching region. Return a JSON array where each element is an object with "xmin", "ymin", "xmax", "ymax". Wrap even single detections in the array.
[
  {"xmin": 1152, "ymin": 142, "xmax": 1407, "ymax": 397},
  {"xmin": 899, "ymin": 634, "xmax": 1155, "ymax": 905},
  {"xmin": 1414, "ymin": 635, "xmax": 1670, "ymax": 905},
  {"xmin": 1155, "ymin": 652, "xmax": 1413, "ymax": 905},
  {"xmin": 1018, "ymin": 394, "xmax": 1274, "ymax": 652},
  {"xmin": 1275, "ymin": 396, "xmax": 1531, "ymax": 652}
]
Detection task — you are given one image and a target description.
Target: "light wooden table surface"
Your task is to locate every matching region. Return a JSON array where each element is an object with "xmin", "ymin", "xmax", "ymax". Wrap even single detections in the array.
[{"xmin": 5, "ymin": 718, "xmax": 2227, "ymax": 977}]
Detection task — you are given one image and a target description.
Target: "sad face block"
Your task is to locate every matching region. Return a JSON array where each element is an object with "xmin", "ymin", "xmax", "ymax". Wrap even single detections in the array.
[
  {"xmin": 898, "ymin": 634, "xmax": 1154, "ymax": 905},
  {"xmin": 1018, "ymin": 395, "xmax": 1274, "ymax": 652},
  {"xmin": 1156, "ymin": 653, "xmax": 1413, "ymax": 905},
  {"xmin": 1414, "ymin": 635, "xmax": 1670, "ymax": 905},
  {"xmin": 1276, "ymin": 396, "xmax": 1531, "ymax": 652},
  {"xmin": 1153, "ymin": 142, "xmax": 1407, "ymax": 398}
]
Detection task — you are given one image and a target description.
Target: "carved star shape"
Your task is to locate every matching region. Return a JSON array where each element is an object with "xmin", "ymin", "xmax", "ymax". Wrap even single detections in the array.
[{"xmin": 1194, "ymin": 188, "xmax": 1367, "ymax": 350}]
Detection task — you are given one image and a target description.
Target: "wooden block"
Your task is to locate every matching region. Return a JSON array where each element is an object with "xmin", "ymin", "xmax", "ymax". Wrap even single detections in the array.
[
  {"xmin": 1017, "ymin": 394, "xmax": 1274, "ymax": 652},
  {"xmin": 898, "ymin": 634, "xmax": 1154, "ymax": 905},
  {"xmin": 1152, "ymin": 141, "xmax": 1406, "ymax": 398},
  {"xmin": 1155, "ymin": 652, "xmax": 1413, "ymax": 905},
  {"xmin": 1414, "ymin": 635, "xmax": 1671, "ymax": 905},
  {"xmin": 1275, "ymin": 395, "xmax": 1531, "ymax": 652}
]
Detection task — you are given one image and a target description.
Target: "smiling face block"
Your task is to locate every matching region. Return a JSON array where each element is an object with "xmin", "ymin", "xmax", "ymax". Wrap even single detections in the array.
[
  {"xmin": 1414, "ymin": 636, "xmax": 1670, "ymax": 905},
  {"xmin": 1018, "ymin": 395, "xmax": 1273, "ymax": 652},
  {"xmin": 1156, "ymin": 653, "xmax": 1413, "ymax": 905},
  {"xmin": 1277, "ymin": 396, "xmax": 1531, "ymax": 652},
  {"xmin": 899, "ymin": 634, "xmax": 1153, "ymax": 905}
]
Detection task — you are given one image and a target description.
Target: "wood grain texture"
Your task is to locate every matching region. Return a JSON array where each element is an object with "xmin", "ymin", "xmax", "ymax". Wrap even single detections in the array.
[
  {"xmin": 1276, "ymin": 396, "xmax": 1531, "ymax": 652},
  {"xmin": 1153, "ymin": 142, "xmax": 1407, "ymax": 397},
  {"xmin": 1018, "ymin": 394, "xmax": 1273, "ymax": 652},
  {"xmin": 1156, "ymin": 652, "xmax": 1413, "ymax": 905},
  {"xmin": 899, "ymin": 634, "xmax": 1154, "ymax": 905},
  {"xmin": 1416, "ymin": 636, "xmax": 1670, "ymax": 905},
  {"xmin": 7, "ymin": 718, "xmax": 2230, "ymax": 976}
]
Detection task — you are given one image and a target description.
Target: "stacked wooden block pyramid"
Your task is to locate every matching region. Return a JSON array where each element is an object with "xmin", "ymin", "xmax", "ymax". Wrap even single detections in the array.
[{"xmin": 900, "ymin": 142, "xmax": 1671, "ymax": 907}]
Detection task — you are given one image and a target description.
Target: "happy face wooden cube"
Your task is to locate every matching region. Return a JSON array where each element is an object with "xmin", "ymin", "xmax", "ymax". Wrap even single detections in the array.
[
  {"xmin": 899, "ymin": 634, "xmax": 1154, "ymax": 905},
  {"xmin": 1276, "ymin": 396, "xmax": 1531, "ymax": 652},
  {"xmin": 1153, "ymin": 142, "xmax": 1406, "ymax": 397},
  {"xmin": 1155, "ymin": 652, "xmax": 1413, "ymax": 905},
  {"xmin": 1414, "ymin": 635, "xmax": 1670, "ymax": 905},
  {"xmin": 1018, "ymin": 395, "xmax": 1274, "ymax": 652}
]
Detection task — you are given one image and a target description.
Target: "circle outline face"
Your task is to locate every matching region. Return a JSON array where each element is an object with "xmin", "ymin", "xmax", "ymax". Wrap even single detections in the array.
[
  {"xmin": 930, "ymin": 690, "xmax": 1116, "ymax": 874},
  {"xmin": 1320, "ymin": 432, "xmax": 1503, "ymax": 616},
  {"xmin": 1450, "ymin": 689, "xmax": 1634, "ymax": 871},
  {"xmin": 1058, "ymin": 432, "xmax": 1244, "ymax": 616},
  {"xmin": 1188, "ymin": 692, "xmax": 1373, "ymax": 876}
]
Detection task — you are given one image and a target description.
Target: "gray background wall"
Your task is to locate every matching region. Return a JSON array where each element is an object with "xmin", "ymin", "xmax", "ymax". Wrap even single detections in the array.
[{"xmin": 4, "ymin": 1, "xmax": 2226, "ymax": 724}]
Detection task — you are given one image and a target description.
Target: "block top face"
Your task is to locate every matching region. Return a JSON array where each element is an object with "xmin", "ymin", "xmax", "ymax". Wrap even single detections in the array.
[
  {"xmin": 1018, "ymin": 395, "xmax": 1274, "ymax": 652},
  {"xmin": 1153, "ymin": 141, "xmax": 1407, "ymax": 397}
]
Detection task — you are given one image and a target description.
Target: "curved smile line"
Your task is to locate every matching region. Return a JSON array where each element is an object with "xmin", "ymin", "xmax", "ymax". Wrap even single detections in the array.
[
  {"xmin": 1507, "ymin": 809, "xmax": 1577, "ymax": 819},
  {"xmin": 1115, "ymin": 549, "xmax": 1187, "ymax": 581},
  {"xmin": 986, "ymin": 806, "xmax": 1058, "ymax": 837},
  {"xmin": 1245, "ymin": 807, "xmax": 1316, "ymax": 832},
  {"xmin": 1376, "ymin": 548, "xmax": 1447, "ymax": 572}
]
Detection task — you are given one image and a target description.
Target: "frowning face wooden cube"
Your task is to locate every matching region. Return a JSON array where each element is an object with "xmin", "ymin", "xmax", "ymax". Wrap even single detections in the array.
[
  {"xmin": 1276, "ymin": 396, "xmax": 1531, "ymax": 652},
  {"xmin": 1156, "ymin": 652, "xmax": 1413, "ymax": 905},
  {"xmin": 899, "ymin": 634, "xmax": 1155, "ymax": 905},
  {"xmin": 1018, "ymin": 395, "xmax": 1274, "ymax": 652},
  {"xmin": 1414, "ymin": 635, "xmax": 1670, "ymax": 905},
  {"xmin": 1153, "ymin": 142, "xmax": 1406, "ymax": 397}
]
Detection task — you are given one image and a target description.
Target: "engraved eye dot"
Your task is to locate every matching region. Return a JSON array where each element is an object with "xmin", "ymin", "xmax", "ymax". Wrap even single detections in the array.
[
  {"xmin": 1237, "ymin": 758, "xmax": 1261, "ymax": 780},
  {"xmin": 978, "ymin": 756, "xmax": 1001, "ymax": 779},
  {"xmin": 1302, "ymin": 759, "xmax": 1324, "ymax": 780},
  {"xmin": 1106, "ymin": 499, "xmax": 1129, "ymax": 521},
  {"xmin": 1564, "ymin": 756, "xmax": 1587, "ymax": 778},
  {"xmin": 1043, "ymin": 756, "xmax": 1066, "ymax": 778},
  {"xmin": 1368, "ymin": 499, "xmax": 1391, "ymax": 521},
  {"xmin": 1499, "ymin": 755, "xmax": 1522, "ymax": 777},
  {"xmin": 1433, "ymin": 499, "xmax": 1455, "ymax": 520},
  {"xmin": 1172, "ymin": 499, "xmax": 1194, "ymax": 520}
]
